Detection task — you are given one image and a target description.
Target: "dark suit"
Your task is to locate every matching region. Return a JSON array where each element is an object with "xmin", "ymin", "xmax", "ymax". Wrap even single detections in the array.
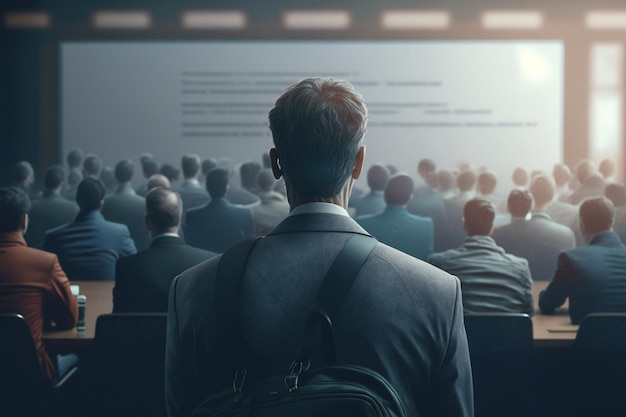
[
  {"xmin": 184, "ymin": 197, "xmax": 254, "ymax": 253},
  {"xmin": 102, "ymin": 185, "xmax": 150, "ymax": 251},
  {"xmin": 357, "ymin": 205, "xmax": 434, "ymax": 260},
  {"xmin": 43, "ymin": 211, "xmax": 137, "ymax": 281},
  {"xmin": 539, "ymin": 232, "xmax": 626, "ymax": 324},
  {"xmin": 166, "ymin": 205, "xmax": 473, "ymax": 417},
  {"xmin": 25, "ymin": 190, "xmax": 79, "ymax": 249},
  {"xmin": 177, "ymin": 180, "xmax": 210, "ymax": 212},
  {"xmin": 428, "ymin": 235, "xmax": 534, "ymax": 315},
  {"xmin": 492, "ymin": 211, "xmax": 576, "ymax": 281},
  {"xmin": 113, "ymin": 235, "xmax": 215, "ymax": 312}
]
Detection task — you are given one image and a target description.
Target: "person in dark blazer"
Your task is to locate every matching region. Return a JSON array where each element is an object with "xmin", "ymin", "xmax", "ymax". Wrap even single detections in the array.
[
  {"xmin": 184, "ymin": 168, "xmax": 254, "ymax": 253},
  {"xmin": 349, "ymin": 164, "xmax": 390, "ymax": 217},
  {"xmin": 102, "ymin": 159, "xmax": 151, "ymax": 251},
  {"xmin": 428, "ymin": 198, "xmax": 534, "ymax": 315},
  {"xmin": 26, "ymin": 165, "xmax": 79, "ymax": 249},
  {"xmin": 166, "ymin": 78, "xmax": 473, "ymax": 417},
  {"xmin": 357, "ymin": 173, "xmax": 434, "ymax": 260},
  {"xmin": 177, "ymin": 153, "xmax": 210, "ymax": 211},
  {"xmin": 113, "ymin": 187, "xmax": 215, "ymax": 313},
  {"xmin": 493, "ymin": 175, "xmax": 576, "ymax": 281},
  {"xmin": 43, "ymin": 178, "xmax": 136, "ymax": 281},
  {"xmin": 539, "ymin": 196, "xmax": 626, "ymax": 324}
]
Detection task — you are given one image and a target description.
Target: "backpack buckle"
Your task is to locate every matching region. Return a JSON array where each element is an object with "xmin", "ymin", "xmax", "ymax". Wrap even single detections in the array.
[{"xmin": 232, "ymin": 369, "xmax": 247, "ymax": 402}]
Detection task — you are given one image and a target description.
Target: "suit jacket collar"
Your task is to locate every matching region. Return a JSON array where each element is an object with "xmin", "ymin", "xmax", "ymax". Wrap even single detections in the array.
[
  {"xmin": 0, "ymin": 232, "xmax": 26, "ymax": 247},
  {"xmin": 531, "ymin": 211, "xmax": 553, "ymax": 221},
  {"xmin": 116, "ymin": 184, "xmax": 137, "ymax": 196},
  {"xmin": 75, "ymin": 210, "xmax": 105, "ymax": 222},
  {"xmin": 589, "ymin": 231, "xmax": 623, "ymax": 247},
  {"xmin": 149, "ymin": 235, "xmax": 186, "ymax": 249},
  {"xmin": 269, "ymin": 213, "xmax": 370, "ymax": 236},
  {"xmin": 462, "ymin": 235, "xmax": 505, "ymax": 254}
]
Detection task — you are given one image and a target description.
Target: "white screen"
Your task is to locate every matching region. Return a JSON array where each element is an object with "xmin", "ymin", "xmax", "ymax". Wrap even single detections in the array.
[{"xmin": 61, "ymin": 41, "xmax": 563, "ymax": 191}]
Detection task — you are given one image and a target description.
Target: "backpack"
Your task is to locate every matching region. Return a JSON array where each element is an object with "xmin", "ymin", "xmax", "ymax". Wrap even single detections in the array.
[{"xmin": 190, "ymin": 233, "xmax": 411, "ymax": 417}]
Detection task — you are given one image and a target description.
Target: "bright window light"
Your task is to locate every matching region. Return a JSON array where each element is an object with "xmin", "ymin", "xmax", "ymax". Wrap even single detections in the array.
[
  {"xmin": 482, "ymin": 11, "xmax": 543, "ymax": 30},
  {"xmin": 283, "ymin": 11, "xmax": 351, "ymax": 30},
  {"xmin": 93, "ymin": 11, "xmax": 151, "ymax": 29},
  {"xmin": 5, "ymin": 12, "xmax": 51, "ymax": 29},
  {"xmin": 586, "ymin": 12, "xmax": 626, "ymax": 30},
  {"xmin": 381, "ymin": 11, "xmax": 450, "ymax": 30},
  {"xmin": 181, "ymin": 11, "xmax": 246, "ymax": 29}
]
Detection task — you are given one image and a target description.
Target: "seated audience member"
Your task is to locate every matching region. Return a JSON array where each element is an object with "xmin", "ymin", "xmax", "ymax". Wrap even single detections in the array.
[
  {"xmin": 99, "ymin": 166, "xmax": 117, "ymax": 197},
  {"xmin": 200, "ymin": 158, "xmax": 218, "ymax": 185},
  {"xmin": 113, "ymin": 187, "xmax": 215, "ymax": 312},
  {"xmin": 358, "ymin": 173, "xmax": 434, "ymax": 260},
  {"xmin": 102, "ymin": 159, "xmax": 150, "ymax": 251},
  {"xmin": 178, "ymin": 153, "xmax": 210, "ymax": 210},
  {"xmin": 184, "ymin": 168, "xmax": 254, "ymax": 253},
  {"xmin": 437, "ymin": 169, "xmax": 456, "ymax": 199},
  {"xmin": 160, "ymin": 163, "xmax": 180, "ymax": 188},
  {"xmin": 428, "ymin": 198, "xmax": 534, "ymax": 315},
  {"xmin": 512, "ymin": 167, "xmax": 529, "ymax": 189},
  {"xmin": 66, "ymin": 148, "xmax": 84, "ymax": 171},
  {"xmin": 147, "ymin": 173, "xmax": 170, "ymax": 191},
  {"xmin": 569, "ymin": 159, "xmax": 605, "ymax": 205},
  {"xmin": 493, "ymin": 175, "xmax": 576, "ymax": 281},
  {"xmin": 349, "ymin": 163, "xmax": 390, "ymax": 217},
  {"xmin": 441, "ymin": 170, "xmax": 477, "ymax": 251},
  {"xmin": 250, "ymin": 169, "xmax": 290, "ymax": 236},
  {"xmin": 82, "ymin": 154, "xmax": 101, "ymax": 179},
  {"xmin": 26, "ymin": 165, "xmax": 79, "ymax": 249},
  {"xmin": 605, "ymin": 183, "xmax": 626, "ymax": 243},
  {"xmin": 553, "ymin": 163, "xmax": 573, "ymax": 202},
  {"xmin": 408, "ymin": 158, "xmax": 445, "ymax": 250},
  {"xmin": 0, "ymin": 187, "xmax": 78, "ymax": 380},
  {"xmin": 11, "ymin": 160, "xmax": 39, "ymax": 201},
  {"xmin": 43, "ymin": 178, "xmax": 136, "ymax": 281},
  {"xmin": 63, "ymin": 167, "xmax": 82, "ymax": 201},
  {"xmin": 539, "ymin": 197, "xmax": 626, "ymax": 323},
  {"xmin": 476, "ymin": 170, "xmax": 502, "ymax": 209},
  {"xmin": 492, "ymin": 188, "xmax": 533, "ymax": 238},
  {"xmin": 226, "ymin": 161, "xmax": 261, "ymax": 206},
  {"xmin": 599, "ymin": 158, "xmax": 616, "ymax": 182},
  {"xmin": 136, "ymin": 156, "xmax": 160, "ymax": 197},
  {"xmin": 165, "ymin": 77, "xmax": 473, "ymax": 417}
]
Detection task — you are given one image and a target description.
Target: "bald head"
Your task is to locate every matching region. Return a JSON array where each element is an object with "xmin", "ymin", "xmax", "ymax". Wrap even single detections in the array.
[{"xmin": 145, "ymin": 187, "xmax": 182, "ymax": 236}]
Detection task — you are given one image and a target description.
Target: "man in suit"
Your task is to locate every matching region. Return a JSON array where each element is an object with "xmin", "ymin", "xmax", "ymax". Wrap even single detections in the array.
[
  {"xmin": 184, "ymin": 168, "xmax": 254, "ymax": 253},
  {"xmin": 0, "ymin": 187, "xmax": 77, "ymax": 380},
  {"xmin": 43, "ymin": 178, "xmax": 136, "ymax": 281},
  {"xmin": 250, "ymin": 169, "xmax": 290, "ymax": 236},
  {"xmin": 225, "ymin": 161, "xmax": 261, "ymax": 206},
  {"xmin": 166, "ymin": 78, "xmax": 473, "ymax": 417},
  {"xmin": 428, "ymin": 198, "xmax": 534, "ymax": 315},
  {"xmin": 441, "ymin": 170, "xmax": 477, "ymax": 251},
  {"xmin": 26, "ymin": 165, "xmax": 79, "ymax": 249},
  {"xmin": 102, "ymin": 159, "xmax": 151, "ymax": 251},
  {"xmin": 493, "ymin": 175, "xmax": 576, "ymax": 281},
  {"xmin": 539, "ymin": 197, "xmax": 626, "ymax": 324},
  {"xmin": 113, "ymin": 187, "xmax": 215, "ymax": 313},
  {"xmin": 357, "ymin": 173, "xmax": 434, "ymax": 260},
  {"xmin": 349, "ymin": 164, "xmax": 390, "ymax": 217},
  {"xmin": 177, "ymin": 153, "xmax": 210, "ymax": 211}
]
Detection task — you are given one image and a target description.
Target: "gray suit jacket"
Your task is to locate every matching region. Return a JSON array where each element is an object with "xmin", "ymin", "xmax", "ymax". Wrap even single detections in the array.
[
  {"xmin": 26, "ymin": 190, "xmax": 79, "ymax": 249},
  {"xmin": 165, "ymin": 208, "xmax": 473, "ymax": 417}
]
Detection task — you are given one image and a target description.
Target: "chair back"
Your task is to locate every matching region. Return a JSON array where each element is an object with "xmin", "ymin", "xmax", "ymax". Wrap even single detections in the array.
[
  {"xmin": 464, "ymin": 313, "xmax": 533, "ymax": 417},
  {"xmin": 88, "ymin": 313, "xmax": 168, "ymax": 417},
  {"xmin": 0, "ymin": 313, "xmax": 57, "ymax": 416}
]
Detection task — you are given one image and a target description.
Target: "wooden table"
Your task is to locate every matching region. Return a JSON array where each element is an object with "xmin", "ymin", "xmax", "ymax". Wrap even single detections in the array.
[
  {"xmin": 43, "ymin": 280, "xmax": 114, "ymax": 349},
  {"xmin": 43, "ymin": 280, "xmax": 578, "ymax": 349}
]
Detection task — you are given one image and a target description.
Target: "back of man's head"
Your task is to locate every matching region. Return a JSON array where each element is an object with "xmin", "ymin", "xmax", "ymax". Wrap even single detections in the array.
[
  {"xmin": 268, "ymin": 77, "xmax": 367, "ymax": 198},
  {"xmin": 512, "ymin": 167, "xmax": 529, "ymax": 188},
  {"xmin": 142, "ymin": 158, "xmax": 160, "ymax": 178},
  {"xmin": 115, "ymin": 159, "xmax": 135, "ymax": 184},
  {"xmin": 477, "ymin": 171, "xmax": 497, "ymax": 195},
  {"xmin": 0, "ymin": 187, "xmax": 30, "ymax": 233},
  {"xmin": 367, "ymin": 164, "xmax": 390, "ymax": 192},
  {"xmin": 579, "ymin": 196, "xmax": 615, "ymax": 239},
  {"xmin": 44, "ymin": 165, "xmax": 66, "ymax": 191},
  {"xmin": 201, "ymin": 158, "xmax": 218, "ymax": 179},
  {"xmin": 181, "ymin": 154, "xmax": 201, "ymax": 179},
  {"xmin": 574, "ymin": 159, "xmax": 595, "ymax": 183},
  {"xmin": 530, "ymin": 175, "xmax": 555, "ymax": 208},
  {"xmin": 146, "ymin": 187, "xmax": 181, "ymax": 232},
  {"xmin": 206, "ymin": 168, "xmax": 229, "ymax": 198},
  {"xmin": 463, "ymin": 198, "xmax": 496, "ymax": 236},
  {"xmin": 11, "ymin": 161, "xmax": 34, "ymax": 187},
  {"xmin": 67, "ymin": 149, "xmax": 84, "ymax": 169},
  {"xmin": 257, "ymin": 169, "xmax": 276, "ymax": 193},
  {"xmin": 552, "ymin": 163, "xmax": 571, "ymax": 188},
  {"xmin": 147, "ymin": 174, "xmax": 171, "ymax": 192},
  {"xmin": 599, "ymin": 158, "xmax": 615, "ymax": 179},
  {"xmin": 457, "ymin": 170, "xmax": 477, "ymax": 193},
  {"xmin": 160, "ymin": 163, "xmax": 180, "ymax": 182},
  {"xmin": 507, "ymin": 189, "xmax": 532, "ymax": 218},
  {"xmin": 76, "ymin": 178, "xmax": 106, "ymax": 212},
  {"xmin": 240, "ymin": 161, "xmax": 262, "ymax": 188},
  {"xmin": 100, "ymin": 167, "xmax": 117, "ymax": 192},
  {"xmin": 605, "ymin": 183, "xmax": 626, "ymax": 208},
  {"xmin": 437, "ymin": 170, "xmax": 455, "ymax": 193},
  {"xmin": 417, "ymin": 158, "xmax": 436, "ymax": 179},
  {"xmin": 67, "ymin": 167, "xmax": 83, "ymax": 187},
  {"xmin": 82, "ymin": 154, "xmax": 102, "ymax": 178},
  {"xmin": 385, "ymin": 174, "xmax": 414, "ymax": 206}
]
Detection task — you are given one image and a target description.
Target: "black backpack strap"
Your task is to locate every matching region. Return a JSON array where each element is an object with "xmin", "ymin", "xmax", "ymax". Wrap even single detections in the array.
[{"xmin": 215, "ymin": 237, "xmax": 262, "ymax": 387}]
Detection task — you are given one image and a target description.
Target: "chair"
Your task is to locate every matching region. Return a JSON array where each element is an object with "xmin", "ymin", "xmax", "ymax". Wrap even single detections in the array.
[
  {"xmin": 568, "ymin": 313, "xmax": 626, "ymax": 417},
  {"xmin": 84, "ymin": 313, "xmax": 168, "ymax": 417},
  {"xmin": 464, "ymin": 313, "xmax": 533, "ymax": 417},
  {"xmin": 0, "ymin": 313, "xmax": 77, "ymax": 417}
]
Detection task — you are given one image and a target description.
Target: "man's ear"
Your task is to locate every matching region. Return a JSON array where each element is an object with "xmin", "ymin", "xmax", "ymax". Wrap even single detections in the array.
[
  {"xmin": 21, "ymin": 213, "xmax": 29, "ymax": 234},
  {"xmin": 351, "ymin": 146, "xmax": 366, "ymax": 180},
  {"xmin": 270, "ymin": 148, "xmax": 282, "ymax": 180}
]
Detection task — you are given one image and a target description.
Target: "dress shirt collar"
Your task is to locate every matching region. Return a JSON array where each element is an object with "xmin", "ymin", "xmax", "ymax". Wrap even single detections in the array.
[
  {"xmin": 152, "ymin": 232, "xmax": 180, "ymax": 241},
  {"xmin": 289, "ymin": 202, "xmax": 350, "ymax": 217},
  {"xmin": 531, "ymin": 210, "xmax": 552, "ymax": 221}
]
